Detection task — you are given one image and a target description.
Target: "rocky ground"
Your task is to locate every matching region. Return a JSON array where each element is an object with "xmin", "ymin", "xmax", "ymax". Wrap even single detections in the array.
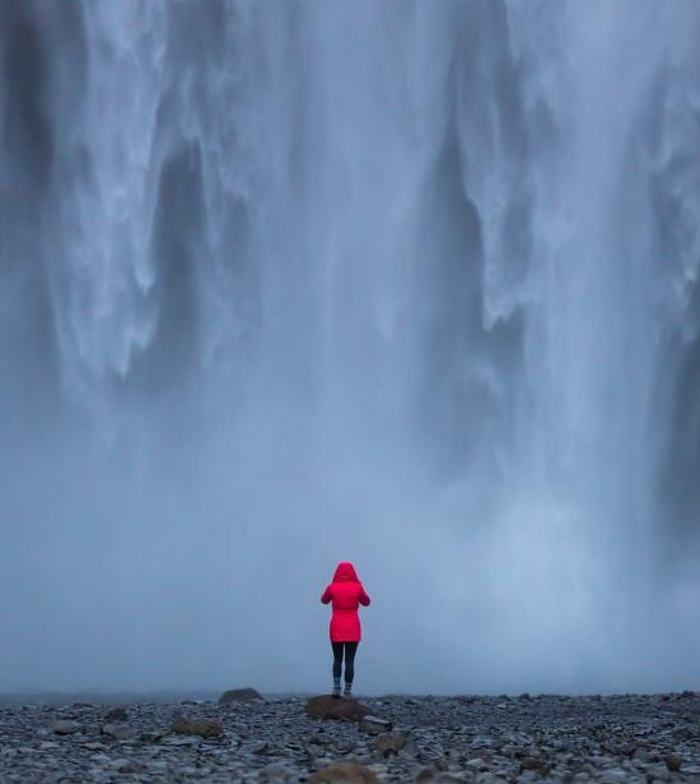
[{"xmin": 0, "ymin": 691, "xmax": 699, "ymax": 783}]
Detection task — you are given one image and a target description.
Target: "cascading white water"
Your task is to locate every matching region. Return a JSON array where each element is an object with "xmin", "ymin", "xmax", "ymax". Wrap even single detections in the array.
[{"xmin": 1, "ymin": 0, "xmax": 699, "ymax": 693}]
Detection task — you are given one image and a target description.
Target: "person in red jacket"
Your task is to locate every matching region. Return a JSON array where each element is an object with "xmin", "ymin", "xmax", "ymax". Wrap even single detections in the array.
[{"xmin": 321, "ymin": 561, "xmax": 371, "ymax": 697}]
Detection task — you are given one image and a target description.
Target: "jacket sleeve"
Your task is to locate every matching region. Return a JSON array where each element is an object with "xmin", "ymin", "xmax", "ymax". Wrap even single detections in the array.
[
  {"xmin": 358, "ymin": 584, "xmax": 371, "ymax": 606},
  {"xmin": 321, "ymin": 585, "xmax": 332, "ymax": 604}
]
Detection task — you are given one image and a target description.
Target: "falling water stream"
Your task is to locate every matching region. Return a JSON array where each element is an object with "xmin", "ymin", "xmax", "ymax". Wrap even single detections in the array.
[{"xmin": 1, "ymin": 1, "xmax": 699, "ymax": 693}]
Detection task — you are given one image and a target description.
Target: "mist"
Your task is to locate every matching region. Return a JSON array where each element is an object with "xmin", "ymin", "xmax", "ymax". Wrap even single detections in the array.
[{"xmin": 1, "ymin": 0, "xmax": 700, "ymax": 696}]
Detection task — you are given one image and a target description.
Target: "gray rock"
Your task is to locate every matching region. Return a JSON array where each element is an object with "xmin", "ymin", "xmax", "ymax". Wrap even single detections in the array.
[
  {"xmin": 359, "ymin": 715, "xmax": 393, "ymax": 735},
  {"xmin": 140, "ymin": 730, "xmax": 164, "ymax": 743},
  {"xmin": 100, "ymin": 722, "xmax": 133, "ymax": 740},
  {"xmin": 161, "ymin": 735, "xmax": 199, "ymax": 746},
  {"xmin": 374, "ymin": 732, "xmax": 407, "ymax": 755},
  {"xmin": 644, "ymin": 764, "xmax": 671, "ymax": 781},
  {"xmin": 106, "ymin": 757, "xmax": 140, "ymax": 773},
  {"xmin": 599, "ymin": 769, "xmax": 634, "ymax": 783},
  {"xmin": 258, "ymin": 762, "xmax": 298, "ymax": 781}
]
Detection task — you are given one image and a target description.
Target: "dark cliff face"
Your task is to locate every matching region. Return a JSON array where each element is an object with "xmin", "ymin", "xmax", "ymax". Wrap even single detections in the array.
[
  {"xmin": 633, "ymin": 64, "xmax": 700, "ymax": 545},
  {"xmin": 0, "ymin": 2, "xmax": 86, "ymax": 427},
  {"xmin": 658, "ymin": 280, "xmax": 700, "ymax": 541}
]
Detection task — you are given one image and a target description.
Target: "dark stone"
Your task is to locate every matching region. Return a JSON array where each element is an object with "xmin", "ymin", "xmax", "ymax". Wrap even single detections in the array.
[
  {"xmin": 218, "ymin": 687, "xmax": 265, "ymax": 704},
  {"xmin": 374, "ymin": 732, "xmax": 407, "ymax": 756},
  {"xmin": 104, "ymin": 706, "xmax": 128, "ymax": 722},
  {"xmin": 519, "ymin": 757, "xmax": 550, "ymax": 775},
  {"xmin": 415, "ymin": 767, "xmax": 438, "ymax": 784},
  {"xmin": 171, "ymin": 718, "xmax": 223, "ymax": 738},
  {"xmin": 305, "ymin": 695, "xmax": 371, "ymax": 722},
  {"xmin": 665, "ymin": 753, "xmax": 682, "ymax": 772},
  {"xmin": 308, "ymin": 761, "xmax": 378, "ymax": 783},
  {"xmin": 49, "ymin": 720, "xmax": 81, "ymax": 735},
  {"xmin": 140, "ymin": 731, "xmax": 163, "ymax": 743}
]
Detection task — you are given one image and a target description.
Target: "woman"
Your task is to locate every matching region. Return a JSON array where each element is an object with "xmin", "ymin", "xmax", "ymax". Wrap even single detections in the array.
[{"xmin": 321, "ymin": 561, "xmax": 371, "ymax": 697}]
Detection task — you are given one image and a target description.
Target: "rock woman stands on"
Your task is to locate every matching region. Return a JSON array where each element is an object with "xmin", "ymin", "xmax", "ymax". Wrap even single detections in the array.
[{"xmin": 321, "ymin": 562, "xmax": 371, "ymax": 697}]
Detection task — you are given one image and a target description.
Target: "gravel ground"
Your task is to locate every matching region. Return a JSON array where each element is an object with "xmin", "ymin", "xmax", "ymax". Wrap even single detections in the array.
[{"xmin": 0, "ymin": 692, "xmax": 699, "ymax": 783}]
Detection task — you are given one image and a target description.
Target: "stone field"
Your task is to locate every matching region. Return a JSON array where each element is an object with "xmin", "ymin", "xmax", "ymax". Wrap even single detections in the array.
[{"xmin": 0, "ymin": 690, "xmax": 699, "ymax": 783}]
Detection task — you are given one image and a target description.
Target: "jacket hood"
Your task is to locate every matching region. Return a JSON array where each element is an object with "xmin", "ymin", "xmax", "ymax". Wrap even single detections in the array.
[{"xmin": 332, "ymin": 561, "xmax": 359, "ymax": 583}]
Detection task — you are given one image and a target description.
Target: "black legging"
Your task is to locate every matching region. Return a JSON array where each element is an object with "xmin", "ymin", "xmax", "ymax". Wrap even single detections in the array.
[{"xmin": 332, "ymin": 641, "xmax": 359, "ymax": 684}]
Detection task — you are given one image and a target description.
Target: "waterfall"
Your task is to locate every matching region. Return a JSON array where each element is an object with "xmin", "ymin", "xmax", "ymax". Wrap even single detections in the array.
[{"xmin": 1, "ymin": 0, "xmax": 699, "ymax": 693}]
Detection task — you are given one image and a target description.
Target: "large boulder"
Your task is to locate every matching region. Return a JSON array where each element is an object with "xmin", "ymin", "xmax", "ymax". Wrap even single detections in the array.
[
  {"xmin": 218, "ymin": 687, "xmax": 264, "ymax": 704},
  {"xmin": 305, "ymin": 695, "xmax": 371, "ymax": 721},
  {"xmin": 308, "ymin": 761, "xmax": 378, "ymax": 784}
]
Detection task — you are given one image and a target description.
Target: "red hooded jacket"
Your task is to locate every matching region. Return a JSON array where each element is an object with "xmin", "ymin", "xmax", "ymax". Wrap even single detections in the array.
[{"xmin": 321, "ymin": 562, "xmax": 371, "ymax": 642}]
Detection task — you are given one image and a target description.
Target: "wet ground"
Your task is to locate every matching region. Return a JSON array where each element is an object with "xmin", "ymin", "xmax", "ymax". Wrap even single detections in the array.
[{"xmin": 0, "ymin": 691, "xmax": 699, "ymax": 782}]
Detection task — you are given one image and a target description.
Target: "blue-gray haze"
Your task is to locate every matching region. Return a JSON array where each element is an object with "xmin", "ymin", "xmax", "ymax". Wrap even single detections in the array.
[{"xmin": 1, "ymin": 0, "xmax": 699, "ymax": 695}]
